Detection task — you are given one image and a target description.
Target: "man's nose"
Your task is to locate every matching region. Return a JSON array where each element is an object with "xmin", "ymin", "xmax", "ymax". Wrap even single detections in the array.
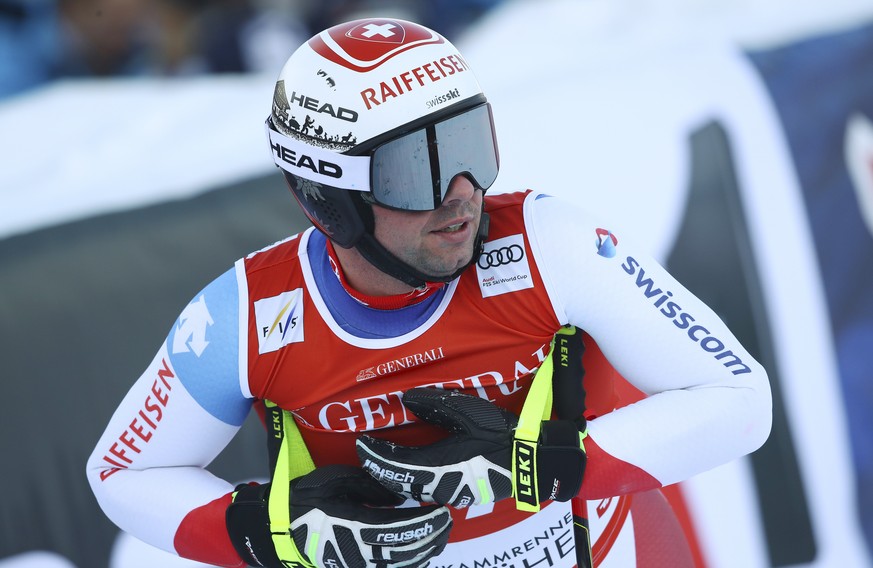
[{"xmin": 442, "ymin": 174, "xmax": 476, "ymax": 206}]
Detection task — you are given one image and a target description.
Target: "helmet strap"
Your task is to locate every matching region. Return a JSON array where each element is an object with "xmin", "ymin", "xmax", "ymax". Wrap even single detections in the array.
[{"xmin": 354, "ymin": 208, "xmax": 490, "ymax": 289}]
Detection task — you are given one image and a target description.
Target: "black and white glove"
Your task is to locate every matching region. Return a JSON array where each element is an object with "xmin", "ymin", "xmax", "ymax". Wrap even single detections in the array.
[
  {"xmin": 226, "ymin": 464, "xmax": 452, "ymax": 568},
  {"xmin": 355, "ymin": 388, "xmax": 586, "ymax": 509}
]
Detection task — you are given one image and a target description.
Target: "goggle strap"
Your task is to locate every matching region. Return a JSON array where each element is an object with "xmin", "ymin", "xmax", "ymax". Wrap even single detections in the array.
[
  {"xmin": 265, "ymin": 121, "xmax": 371, "ymax": 191},
  {"xmin": 355, "ymin": 232, "xmax": 441, "ymax": 288}
]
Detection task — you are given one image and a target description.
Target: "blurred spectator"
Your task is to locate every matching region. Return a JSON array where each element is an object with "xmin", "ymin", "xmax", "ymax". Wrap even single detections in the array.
[
  {"xmin": 0, "ymin": 0, "xmax": 61, "ymax": 98},
  {"xmin": 196, "ymin": 0, "xmax": 310, "ymax": 74},
  {"xmin": 0, "ymin": 0, "xmax": 307, "ymax": 98},
  {"xmin": 305, "ymin": 0, "xmax": 504, "ymax": 41},
  {"xmin": 0, "ymin": 0, "xmax": 153, "ymax": 98},
  {"xmin": 56, "ymin": 0, "xmax": 152, "ymax": 77},
  {"xmin": 0, "ymin": 0, "xmax": 501, "ymax": 101},
  {"xmin": 147, "ymin": 0, "xmax": 309, "ymax": 75},
  {"xmin": 151, "ymin": 0, "xmax": 206, "ymax": 75}
]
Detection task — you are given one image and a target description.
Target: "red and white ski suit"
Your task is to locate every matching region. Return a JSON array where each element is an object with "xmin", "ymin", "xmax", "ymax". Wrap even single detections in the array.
[{"xmin": 87, "ymin": 191, "xmax": 772, "ymax": 567}]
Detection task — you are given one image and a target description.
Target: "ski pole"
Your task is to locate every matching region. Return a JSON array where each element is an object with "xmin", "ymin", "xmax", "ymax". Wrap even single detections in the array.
[{"xmin": 552, "ymin": 326, "xmax": 593, "ymax": 568}]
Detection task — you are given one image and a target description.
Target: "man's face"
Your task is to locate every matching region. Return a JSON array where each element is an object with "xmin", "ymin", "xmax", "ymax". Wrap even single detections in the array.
[{"xmin": 371, "ymin": 175, "xmax": 484, "ymax": 280}]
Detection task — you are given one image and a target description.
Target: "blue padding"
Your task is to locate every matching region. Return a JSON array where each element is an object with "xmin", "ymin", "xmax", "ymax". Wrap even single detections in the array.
[
  {"xmin": 308, "ymin": 231, "xmax": 446, "ymax": 338},
  {"xmin": 167, "ymin": 267, "xmax": 251, "ymax": 426}
]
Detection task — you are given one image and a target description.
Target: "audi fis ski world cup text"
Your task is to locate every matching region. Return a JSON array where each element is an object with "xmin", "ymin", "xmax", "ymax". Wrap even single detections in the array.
[
  {"xmin": 478, "ymin": 243, "xmax": 530, "ymax": 291},
  {"xmin": 476, "ymin": 234, "xmax": 535, "ymax": 297}
]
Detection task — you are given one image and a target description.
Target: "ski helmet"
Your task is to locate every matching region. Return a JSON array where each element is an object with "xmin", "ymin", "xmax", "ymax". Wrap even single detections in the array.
[{"xmin": 266, "ymin": 18, "xmax": 499, "ymax": 286}]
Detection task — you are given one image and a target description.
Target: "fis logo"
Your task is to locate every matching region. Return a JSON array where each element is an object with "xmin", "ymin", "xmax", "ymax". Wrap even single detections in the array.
[{"xmin": 254, "ymin": 289, "xmax": 305, "ymax": 354}]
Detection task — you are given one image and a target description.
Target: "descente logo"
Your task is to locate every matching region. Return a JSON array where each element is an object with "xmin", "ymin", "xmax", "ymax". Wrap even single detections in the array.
[{"xmin": 621, "ymin": 256, "xmax": 752, "ymax": 376}]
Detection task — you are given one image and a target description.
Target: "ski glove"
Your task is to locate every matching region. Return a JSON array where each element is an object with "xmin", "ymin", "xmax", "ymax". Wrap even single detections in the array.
[
  {"xmin": 226, "ymin": 464, "xmax": 452, "ymax": 568},
  {"xmin": 355, "ymin": 387, "xmax": 586, "ymax": 509}
]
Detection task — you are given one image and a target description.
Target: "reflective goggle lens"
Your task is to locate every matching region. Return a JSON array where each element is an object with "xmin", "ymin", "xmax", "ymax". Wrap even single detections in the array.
[{"xmin": 370, "ymin": 103, "xmax": 499, "ymax": 211}]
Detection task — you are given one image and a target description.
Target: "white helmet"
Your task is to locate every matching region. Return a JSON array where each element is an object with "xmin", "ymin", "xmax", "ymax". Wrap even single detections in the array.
[{"xmin": 266, "ymin": 18, "xmax": 499, "ymax": 286}]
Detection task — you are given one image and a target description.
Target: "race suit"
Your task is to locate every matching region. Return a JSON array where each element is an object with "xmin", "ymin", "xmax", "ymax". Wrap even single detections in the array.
[{"xmin": 86, "ymin": 190, "xmax": 772, "ymax": 567}]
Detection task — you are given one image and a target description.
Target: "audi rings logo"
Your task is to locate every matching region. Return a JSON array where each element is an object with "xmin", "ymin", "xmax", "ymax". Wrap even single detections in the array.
[
  {"xmin": 476, "ymin": 234, "xmax": 534, "ymax": 298},
  {"xmin": 478, "ymin": 244, "xmax": 525, "ymax": 269}
]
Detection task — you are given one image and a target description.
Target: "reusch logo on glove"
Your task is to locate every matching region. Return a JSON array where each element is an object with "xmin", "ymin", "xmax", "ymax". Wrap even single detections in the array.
[
  {"xmin": 362, "ymin": 459, "xmax": 416, "ymax": 484},
  {"xmin": 374, "ymin": 523, "xmax": 434, "ymax": 544}
]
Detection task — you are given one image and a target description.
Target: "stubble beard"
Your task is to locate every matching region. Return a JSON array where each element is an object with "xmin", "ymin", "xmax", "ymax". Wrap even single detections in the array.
[{"xmin": 408, "ymin": 208, "xmax": 481, "ymax": 279}]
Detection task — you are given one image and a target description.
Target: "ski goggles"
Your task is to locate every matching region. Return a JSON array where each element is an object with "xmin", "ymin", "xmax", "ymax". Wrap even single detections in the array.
[{"xmin": 266, "ymin": 101, "xmax": 499, "ymax": 211}]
